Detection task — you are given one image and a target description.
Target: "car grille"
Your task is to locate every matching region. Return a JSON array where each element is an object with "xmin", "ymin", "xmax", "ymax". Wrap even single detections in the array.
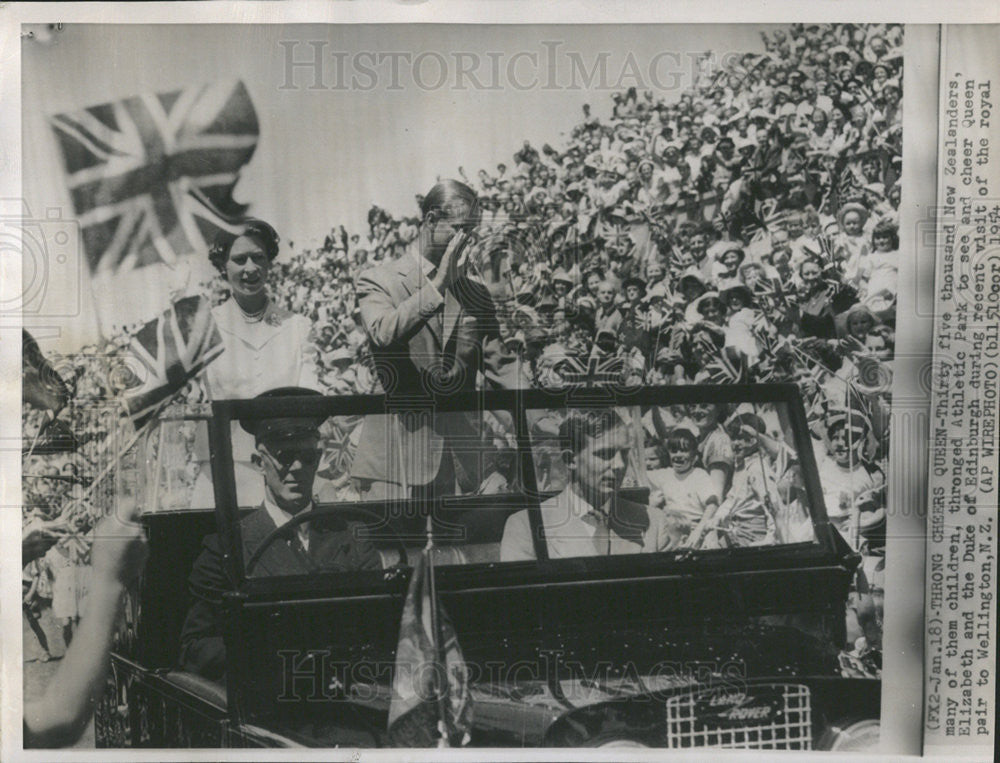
[{"xmin": 664, "ymin": 683, "xmax": 811, "ymax": 749}]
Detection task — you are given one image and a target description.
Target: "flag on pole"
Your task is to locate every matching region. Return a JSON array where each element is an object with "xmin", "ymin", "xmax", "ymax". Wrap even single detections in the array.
[
  {"xmin": 115, "ymin": 294, "xmax": 224, "ymax": 425},
  {"xmin": 701, "ymin": 346, "xmax": 747, "ymax": 384},
  {"xmin": 48, "ymin": 80, "xmax": 258, "ymax": 335},
  {"xmin": 387, "ymin": 551, "xmax": 472, "ymax": 747},
  {"xmin": 50, "ymin": 80, "xmax": 257, "ymax": 277},
  {"xmin": 22, "ymin": 419, "xmax": 79, "ymax": 456}
]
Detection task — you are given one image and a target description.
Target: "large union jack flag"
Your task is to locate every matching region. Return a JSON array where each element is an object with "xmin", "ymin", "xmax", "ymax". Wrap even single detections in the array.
[
  {"xmin": 50, "ymin": 81, "xmax": 258, "ymax": 276},
  {"xmin": 115, "ymin": 295, "xmax": 224, "ymax": 425}
]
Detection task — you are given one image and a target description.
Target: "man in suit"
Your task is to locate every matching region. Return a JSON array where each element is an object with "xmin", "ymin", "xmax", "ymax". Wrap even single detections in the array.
[
  {"xmin": 179, "ymin": 388, "xmax": 380, "ymax": 680},
  {"xmin": 351, "ymin": 179, "xmax": 526, "ymax": 500},
  {"xmin": 501, "ymin": 409, "xmax": 670, "ymax": 560}
]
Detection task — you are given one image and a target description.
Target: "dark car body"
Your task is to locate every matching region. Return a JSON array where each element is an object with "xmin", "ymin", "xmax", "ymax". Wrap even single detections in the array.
[{"xmin": 96, "ymin": 384, "xmax": 880, "ymax": 750}]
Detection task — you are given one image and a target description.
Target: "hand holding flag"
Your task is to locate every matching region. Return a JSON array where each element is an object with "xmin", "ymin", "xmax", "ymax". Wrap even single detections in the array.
[{"xmin": 23, "ymin": 330, "xmax": 69, "ymax": 414}]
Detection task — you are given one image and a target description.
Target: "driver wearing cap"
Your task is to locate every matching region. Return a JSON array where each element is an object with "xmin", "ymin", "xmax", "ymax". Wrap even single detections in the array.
[{"xmin": 178, "ymin": 388, "xmax": 379, "ymax": 681}]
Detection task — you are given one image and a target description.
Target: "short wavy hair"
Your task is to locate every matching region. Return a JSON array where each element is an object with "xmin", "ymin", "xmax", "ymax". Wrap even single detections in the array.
[
  {"xmin": 208, "ymin": 219, "xmax": 280, "ymax": 274},
  {"xmin": 871, "ymin": 218, "xmax": 899, "ymax": 250},
  {"xmin": 559, "ymin": 409, "xmax": 628, "ymax": 456},
  {"xmin": 420, "ymin": 179, "xmax": 479, "ymax": 227}
]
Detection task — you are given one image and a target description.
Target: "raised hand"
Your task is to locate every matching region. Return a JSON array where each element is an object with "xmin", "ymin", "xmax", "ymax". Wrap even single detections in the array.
[
  {"xmin": 89, "ymin": 506, "xmax": 148, "ymax": 588},
  {"xmin": 22, "ymin": 517, "xmax": 70, "ymax": 564},
  {"xmin": 431, "ymin": 231, "xmax": 470, "ymax": 292}
]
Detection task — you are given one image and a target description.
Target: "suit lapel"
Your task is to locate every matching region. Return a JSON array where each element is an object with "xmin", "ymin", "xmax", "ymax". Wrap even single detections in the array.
[
  {"xmin": 398, "ymin": 254, "xmax": 444, "ymax": 349},
  {"xmin": 441, "ymin": 287, "xmax": 462, "ymax": 347},
  {"xmin": 609, "ymin": 496, "xmax": 651, "ymax": 545},
  {"xmin": 395, "ymin": 257, "xmax": 418, "ymax": 298},
  {"xmin": 308, "ymin": 522, "xmax": 351, "ymax": 569},
  {"xmin": 240, "ymin": 506, "xmax": 312, "ymax": 576}
]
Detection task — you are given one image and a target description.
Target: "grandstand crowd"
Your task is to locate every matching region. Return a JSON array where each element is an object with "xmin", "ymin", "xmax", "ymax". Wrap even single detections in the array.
[{"xmin": 24, "ymin": 23, "xmax": 899, "ymax": 672}]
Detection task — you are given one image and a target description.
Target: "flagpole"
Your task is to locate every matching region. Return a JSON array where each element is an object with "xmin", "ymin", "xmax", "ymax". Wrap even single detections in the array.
[
  {"xmin": 66, "ymin": 406, "xmax": 161, "ymax": 527},
  {"xmin": 22, "ymin": 473, "xmax": 89, "ymax": 486},
  {"xmin": 847, "ymin": 396, "xmax": 860, "ymax": 552},
  {"xmin": 424, "ymin": 511, "xmax": 450, "ymax": 748},
  {"xmin": 23, "ymin": 410, "xmax": 56, "ymax": 461}
]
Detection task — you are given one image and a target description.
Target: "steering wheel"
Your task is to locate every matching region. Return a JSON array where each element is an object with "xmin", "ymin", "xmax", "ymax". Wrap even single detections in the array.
[{"xmin": 244, "ymin": 505, "xmax": 409, "ymax": 576}]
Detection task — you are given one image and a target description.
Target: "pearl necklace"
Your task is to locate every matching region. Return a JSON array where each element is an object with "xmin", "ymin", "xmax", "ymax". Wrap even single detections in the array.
[{"xmin": 237, "ymin": 298, "xmax": 268, "ymax": 323}]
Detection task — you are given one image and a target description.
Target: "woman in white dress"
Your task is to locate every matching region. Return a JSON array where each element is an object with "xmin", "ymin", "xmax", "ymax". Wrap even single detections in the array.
[
  {"xmin": 189, "ymin": 220, "xmax": 320, "ymax": 508},
  {"xmin": 204, "ymin": 219, "xmax": 319, "ymax": 399}
]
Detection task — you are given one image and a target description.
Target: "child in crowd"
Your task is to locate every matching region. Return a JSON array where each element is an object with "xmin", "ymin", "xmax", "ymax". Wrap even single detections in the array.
[
  {"xmin": 816, "ymin": 412, "xmax": 884, "ymax": 548},
  {"xmin": 858, "ymin": 218, "xmax": 899, "ymax": 322},
  {"xmin": 837, "ymin": 201, "xmax": 873, "ymax": 285},
  {"xmin": 722, "ymin": 408, "xmax": 814, "ymax": 545},
  {"xmin": 647, "ymin": 423, "xmax": 720, "ymax": 548}
]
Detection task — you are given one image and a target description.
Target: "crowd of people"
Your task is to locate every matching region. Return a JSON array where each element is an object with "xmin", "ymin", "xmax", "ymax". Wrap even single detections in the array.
[{"xmin": 23, "ymin": 23, "xmax": 898, "ymax": 685}]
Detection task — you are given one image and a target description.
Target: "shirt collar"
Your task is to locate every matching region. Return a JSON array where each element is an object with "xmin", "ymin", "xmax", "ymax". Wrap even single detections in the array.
[
  {"xmin": 263, "ymin": 496, "xmax": 313, "ymax": 546},
  {"xmin": 565, "ymin": 483, "xmax": 609, "ymax": 528}
]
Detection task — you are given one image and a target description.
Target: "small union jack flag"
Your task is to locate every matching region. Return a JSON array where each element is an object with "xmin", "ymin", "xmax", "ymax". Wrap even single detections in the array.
[
  {"xmin": 116, "ymin": 295, "xmax": 224, "ymax": 425},
  {"xmin": 50, "ymin": 81, "xmax": 258, "ymax": 276},
  {"xmin": 700, "ymin": 349, "xmax": 746, "ymax": 385},
  {"xmin": 318, "ymin": 419, "xmax": 362, "ymax": 479},
  {"xmin": 562, "ymin": 354, "xmax": 632, "ymax": 387},
  {"xmin": 743, "ymin": 199, "xmax": 791, "ymax": 245}
]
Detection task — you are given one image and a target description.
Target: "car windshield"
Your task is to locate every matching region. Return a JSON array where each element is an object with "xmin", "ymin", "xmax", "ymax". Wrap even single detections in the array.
[
  {"xmin": 196, "ymin": 389, "xmax": 820, "ymax": 579},
  {"xmin": 229, "ymin": 410, "xmax": 521, "ymax": 508},
  {"xmin": 525, "ymin": 402, "xmax": 816, "ymax": 559}
]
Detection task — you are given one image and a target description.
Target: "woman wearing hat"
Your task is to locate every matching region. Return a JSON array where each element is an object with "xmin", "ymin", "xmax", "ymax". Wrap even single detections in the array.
[
  {"xmin": 321, "ymin": 346, "xmax": 362, "ymax": 396},
  {"xmin": 873, "ymin": 81, "xmax": 902, "ymax": 135},
  {"xmin": 656, "ymin": 143, "xmax": 685, "ymax": 206},
  {"xmin": 550, "ymin": 267, "xmax": 576, "ymax": 311},
  {"xmin": 719, "ymin": 282, "xmax": 763, "ymax": 364},
  {"xmin": 678, "ymin": 268, "xmax": 709, "ymax": 324},
  {"xmin": 635, "ymin": 158, "xmax": 663, "ymax": 209},
  {"xmin": 707, "ymin": 136, "xmax": 735, "ymax": 188},
  {"xmin": 709, "ymin": 242, "xmax": 745, "ymax": 286},
  {"xmin": 691, "ymin": 292, "xmax": 726, "ymax": 328}
]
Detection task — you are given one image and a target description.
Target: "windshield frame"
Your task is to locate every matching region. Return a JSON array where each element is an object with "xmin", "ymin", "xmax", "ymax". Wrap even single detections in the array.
[{"xmin": 208, "ymin": 383, "xmax": 832, "ymax": 590}]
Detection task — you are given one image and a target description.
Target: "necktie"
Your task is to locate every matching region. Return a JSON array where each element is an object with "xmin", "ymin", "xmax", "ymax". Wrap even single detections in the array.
[{"xmin": 586, "ymin": 509, "xmax": 612, "ymax": 556}]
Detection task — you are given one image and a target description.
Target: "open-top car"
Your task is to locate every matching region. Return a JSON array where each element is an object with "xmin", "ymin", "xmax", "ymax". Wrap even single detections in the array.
[{"xmin": 95, "ymin": 384, "xmax": 880, "ymax": 751}]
